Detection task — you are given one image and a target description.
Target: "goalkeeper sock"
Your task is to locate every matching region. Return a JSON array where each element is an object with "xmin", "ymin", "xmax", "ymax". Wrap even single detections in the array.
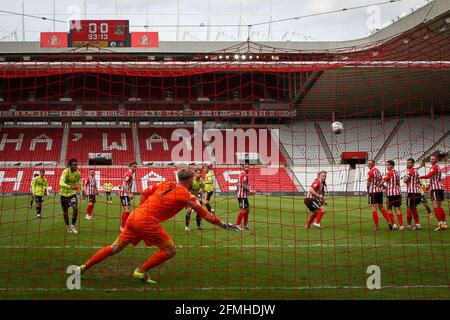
[
  {"xmin": 85, "ymin": 246, "xmax": 113, "ymax": 269},
  {"xmin": 236, "ymin": 210, "xmax": 244, "ymax": 225},
  {"xmin": 121, "ymin": 211, "xmax": 130, "ymax": 228},
  {"xmin": 36, "ymin": 206, "xmax": 42, "ymax": 216},
  {"xmin": 140, "ymin": 249, "xmax": 174, "ymax": 272},
  {"xmin": 381, "ymin": 208, "xmax": 390, "ymax": 224},
  {"xmin": 315, "ymin": 210, "xmax": 325, "ymax": 224},
  {"xmin": 86, "ymin": 204, "xmax": 93, "ymax": 216},
  {"xmin": 205, "ymin": 202, "xmax": 212, "ymax": 212},
  {"xmin": 196, "ymin": 214, "xmax": 201, "ymax": 227},
  {"xmin": 407, "ymin": 209, "xmax": 413, "ymax": 225},
  {"xmin": 396, "ymin": 212, "xmax": 403, "ymax": 227},
  {"xmin": 424, "ymin": 204, "xmax": 431, "ymax": 214},
  {"xmin": 372, "ymin": 211, "xmax": 379, "ymax": 228},
  {"xmin": 63, "ymin": 211, "xmax": 70, "ymax": 226}
]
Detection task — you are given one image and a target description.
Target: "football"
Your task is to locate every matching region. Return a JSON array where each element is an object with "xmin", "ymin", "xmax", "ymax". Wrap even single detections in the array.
[{"xmin": 332, "ymin": 121, "xmax": 344, "ymax": 134}]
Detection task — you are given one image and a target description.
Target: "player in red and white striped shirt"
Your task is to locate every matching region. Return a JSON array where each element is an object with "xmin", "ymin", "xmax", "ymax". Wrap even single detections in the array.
[
  {"xmin": 120, "ymin": 160, "xmax": 138, "ymax": 232},
  {"xmin": 420, "ymin": 154, "xmax": 447, "ymax": 231},
  {"xmin": 378, "ymin": 160, "xmax": 402, "ymax": 230},
  {"xmin": 84, "ymin": 169, "xmax": 98, "ymax": 220},
  {"xmin": 367, "ymin": 160, "xmax": 393, "ymax": 231},
  {"xmin": 403, "ymin": 158, "xmax": 424, "ymax": 230},
  {"xmin": 304, "ymin": 171, "xmax": 327, "ymax": 229},
  {"xmin": 236, "ymin": 164, "xmax": 254, "ymax": 230}
]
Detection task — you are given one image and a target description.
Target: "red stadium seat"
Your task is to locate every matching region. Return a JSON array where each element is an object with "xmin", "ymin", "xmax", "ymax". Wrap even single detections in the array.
[
  {"xmin": 139, "ymin": 127, "xmax": 286, "ymax": 164},
  {"xmin": 214, "ymin": 166, "xmax": 298, "ymax": 193},
  {"xmin": 0, "ymin": 166, "xmax": 298, "ymax": 193},
  {"xmin": 66, "ymin": 128, "xmax": 135, "ymax": 165},
  {"xmin": 0, "ymin": 128, "xmax": 62, "ymax": 163},
  {"xmin": 139, "ymin": 127, "xmax": 197, "ymax": 162}
]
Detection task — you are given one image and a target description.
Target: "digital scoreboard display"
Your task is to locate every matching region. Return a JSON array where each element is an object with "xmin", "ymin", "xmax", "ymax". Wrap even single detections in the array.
[{"xmin": 69, "ymin": 20, "xmax": 130, "ymax": 48}]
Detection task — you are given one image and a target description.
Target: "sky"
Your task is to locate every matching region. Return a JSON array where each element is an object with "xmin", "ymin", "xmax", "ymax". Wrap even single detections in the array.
[{"xmin": 0, "ymin": 0, "xmax": 432, "ymax": 42}]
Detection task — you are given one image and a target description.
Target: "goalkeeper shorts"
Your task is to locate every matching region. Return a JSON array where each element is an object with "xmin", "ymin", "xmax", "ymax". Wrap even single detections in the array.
[{"xmin": 119, "ymin": 217, "xmax": 171, "ymax": 247}]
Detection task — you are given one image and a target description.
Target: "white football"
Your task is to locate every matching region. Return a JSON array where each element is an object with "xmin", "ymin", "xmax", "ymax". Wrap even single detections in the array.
[{"xmin": 331, "ymin": 121, "xmax": 344, "ymax": 134}]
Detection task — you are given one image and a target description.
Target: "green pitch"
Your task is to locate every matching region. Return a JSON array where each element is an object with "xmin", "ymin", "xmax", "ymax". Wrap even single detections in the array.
[{"xmin": 0, "ymin": 194, "xmax": 448, "ymax": 300}]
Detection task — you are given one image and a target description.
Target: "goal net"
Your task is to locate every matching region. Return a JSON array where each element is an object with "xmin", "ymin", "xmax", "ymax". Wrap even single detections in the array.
[{"xmin": 0, "ymin": 22, "xmax": 449, "ymax": 300}]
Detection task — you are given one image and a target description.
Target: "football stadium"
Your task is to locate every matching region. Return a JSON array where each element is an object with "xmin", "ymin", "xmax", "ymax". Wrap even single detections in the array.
[{"xmin": 0, "ymin": 0, "xmax": 449, "ymax": 302}]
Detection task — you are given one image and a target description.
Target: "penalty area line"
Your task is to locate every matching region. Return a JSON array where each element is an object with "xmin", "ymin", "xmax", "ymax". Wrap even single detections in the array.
[
  {"xmin": 0, "ymin": 243, "xmax": 449, "ymax": 249},
  {"xmin": 0, "ymin": 285, "xmax": 449, "ymax": 292}
]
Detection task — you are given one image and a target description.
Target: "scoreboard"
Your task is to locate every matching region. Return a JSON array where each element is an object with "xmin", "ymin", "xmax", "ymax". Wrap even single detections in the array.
[
  {"xmin": 69, "ymin": 20, "xmax": 130, "ymax": 48},
  {"xmin": 40, "ymin": 20, "xmax": 158, "ymax": 48}
]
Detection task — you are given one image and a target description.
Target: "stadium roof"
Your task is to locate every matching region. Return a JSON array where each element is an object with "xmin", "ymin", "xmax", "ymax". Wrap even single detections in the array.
[
  {"xmin": 0, "ymin": 0, "xmax": 448, "ymax": 55},
  {"xmin": 0, "ymin": 0, "xmax": 448, "ymax": 120}
]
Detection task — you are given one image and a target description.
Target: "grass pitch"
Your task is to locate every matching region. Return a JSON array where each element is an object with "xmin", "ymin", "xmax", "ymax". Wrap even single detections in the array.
[{"xmin": 0, "ymin": 194, "xmax": 448, "ymax": 299}]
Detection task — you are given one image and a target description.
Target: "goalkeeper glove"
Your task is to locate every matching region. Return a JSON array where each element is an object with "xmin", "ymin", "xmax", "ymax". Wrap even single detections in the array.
[{"xmin": 220, "ymin": 222, "xmax": 241, "ymax": 232}]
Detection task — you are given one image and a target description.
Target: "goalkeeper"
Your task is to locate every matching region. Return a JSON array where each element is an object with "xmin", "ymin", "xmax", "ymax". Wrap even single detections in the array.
[{"xmin": 76, "ymin": 168, "xmax": 239, "ymax": 284}]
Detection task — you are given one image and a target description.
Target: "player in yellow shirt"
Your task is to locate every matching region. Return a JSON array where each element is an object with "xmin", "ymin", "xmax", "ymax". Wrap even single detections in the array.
[
  {"xmin": 59, "ymin": 158, "xmax": 82, "ymax": 234},
  {"xmin": 203, "ymin": 164, "xmax": 215, "ymax": 214},
  {"xmin": 32, "ymin": 170, "xmax": 48, "ymax": 219},
  {"xmin": 103, "ymin": 182, "xmax": 114, "ymax": 204},
  {"xmin": 29, "ymin": 173, "xmax": 39, "ymax": 208},
  {"xmin": 185, "ymin": 168, "xmax": 206, "ymax": 231}
]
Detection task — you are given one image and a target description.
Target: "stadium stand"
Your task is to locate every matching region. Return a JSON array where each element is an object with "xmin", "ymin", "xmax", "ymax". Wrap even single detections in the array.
[
  {"xmin": 353, "ymin": 165, "xmax": 372, "ymax": 193},
  {"xmin": 381, "ymin": 117, "xmax": 450, "ymax": 163},
  {"xmin": 189, "ymin": 101, "xmax": 254, "ymax": 111},
  {"xmin": 66, "ymin": 128, "xmax": 135, "ymax": 164},
  {"xmin": 81, "ymin": 100, "xmax": 187, "ymax": 111},
  {"xmin": 139, "ymin": 126, "xmax": 285, "ymax": 165},
  {"xmin": 279, "ymin": 122, "xmax": 329, "ymax": 164},
  {"xmin": 427, "ymin": 132, "xmax": 450, "ymax": 158},
  {"xmin": 0, "ymin": 166, "xmax": 298, "ymax": 193},
  {"xmin": 139, "ymin": 127, "xmax": 197, "ymax": 163},
  {"xmin": 292, "ymin": 165, "xmax": 349, "ymax": 192},
  {"xmin": 1, "ymin": 117, "xmax": 448, "ymax": 193},
  {"xmin": 213, "ymin": 166, "xmax": 298, "ymax": 192},
  {"xmin": 0, "ymin": 128, "xmax": 62, "ymax": 164},
  {"xmin": 320, "ymin": 119, "xmax": 398, "ymax": 164},
  {"xmin": 214, "ymin": 128, "xmax": 286, "ymax": 165}
]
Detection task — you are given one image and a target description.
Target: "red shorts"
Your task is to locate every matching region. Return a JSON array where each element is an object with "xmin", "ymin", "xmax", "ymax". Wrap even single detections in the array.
[{"xmin": 119, "ymin": 213, "xmax": 171, "ymax": 247}]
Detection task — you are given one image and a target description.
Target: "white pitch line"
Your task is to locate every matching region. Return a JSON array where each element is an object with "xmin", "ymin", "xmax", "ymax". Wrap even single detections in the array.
[
  {"xmin": 0, "ymin": 285, "xmax": 448, "ymax": 292},
  {"xmin": 0, "ymin": 243, "xmax": 449, "ymax": 249}
]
